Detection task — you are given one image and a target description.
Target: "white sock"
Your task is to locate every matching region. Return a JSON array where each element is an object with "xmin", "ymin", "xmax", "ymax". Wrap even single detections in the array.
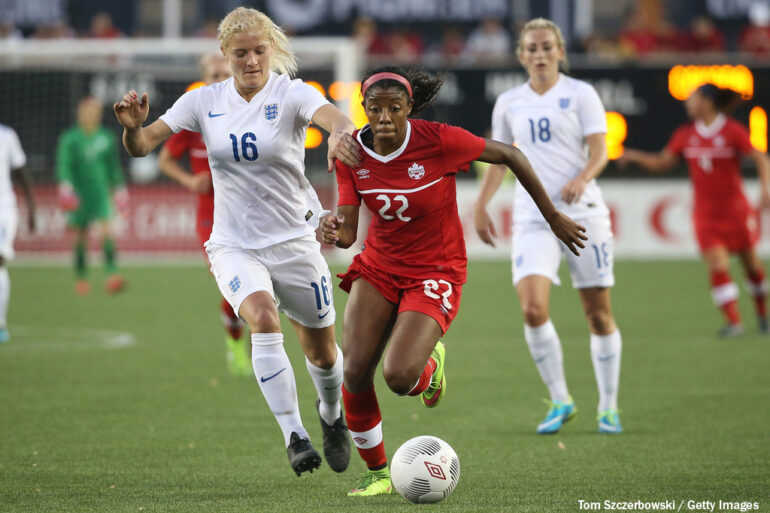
[
  {"xmin": 251, "ymin": 333, "xmax": 307, "ymax": 447},
  {"xmin": 0, "ymin": 267, "xmax": 9, "ymax": 328},
  {"xmin": 590, "ymin": 330, "xmax": 622, "ymax": 412},
  {"xmin": 524, "ymin": 320, "xmax": 569, "ymax": 403},
  {"xmin": 305, "ymin": 343, "xmax": 343, "ymax": 425}
]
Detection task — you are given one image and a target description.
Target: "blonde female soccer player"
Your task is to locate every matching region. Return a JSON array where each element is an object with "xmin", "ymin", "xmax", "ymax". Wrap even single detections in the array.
[
  {"xmin": 114, "ymin": 7, "xmax": 360, "ymax": 475},
  {"xmin": 474, "ymin": 18, "xmax": 623, "ymax": 434}
]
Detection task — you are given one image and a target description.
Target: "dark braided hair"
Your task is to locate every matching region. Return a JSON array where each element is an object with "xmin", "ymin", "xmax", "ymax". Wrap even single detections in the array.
[
  {"xmin": 361, "ymin": 66, "xmax": 442, "ymax": 117},
  {"xmin": 695, "ymin": 83, "xmax": 742, "ymax": 114}
]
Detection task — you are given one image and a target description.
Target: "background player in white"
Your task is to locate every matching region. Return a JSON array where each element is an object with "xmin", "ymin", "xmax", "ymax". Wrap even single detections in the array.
[
  {"xmin": 0, "ymin": 123, "xmax": 36, "ymax": 343},
  {"xmin": 474, "ymin": 18, "xmax": 623, "ymax": 434},
  {"xmin": 113, "ymin": 7, "xmax": 360, "ymax": 475}
]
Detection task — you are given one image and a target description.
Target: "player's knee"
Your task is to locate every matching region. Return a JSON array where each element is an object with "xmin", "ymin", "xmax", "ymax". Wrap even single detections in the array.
[
  {"xmin": 382, "ymin": 362, "xmax": 419, "ymax": 395},
  {"xmin": 522, "ymin": 302, "xmax": 549, "ymax": 327},
  {"xmin": 586, "ymin": 309, "xmax": 614, "ymax": 334},
  {"xmin": 305, "ymin": 344, "xmax": 337, "ymax": 369},
  {"xmin": 343, "ymin": 354, "xmax": 371, "ymax": 392},
  {"xmin": 245, "ymin": 308, "xmax": 281, "ymax": 334}
]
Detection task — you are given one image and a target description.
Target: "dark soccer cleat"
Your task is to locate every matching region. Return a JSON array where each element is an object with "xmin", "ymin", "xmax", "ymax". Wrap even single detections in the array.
[
  {"xmin": 717, "ymin": 323, "xmax": 744, "ymax": 338},
  {"xmin": 286, "ymin": 432, "xmax": 322, "ymax": 476},
  {"xmin": 316, "ymin": 399, "xmax": 351, "ymax": 473},
  {"xmin": 759, "ymin": 317, "xmax": 769, "ymax": 335}
]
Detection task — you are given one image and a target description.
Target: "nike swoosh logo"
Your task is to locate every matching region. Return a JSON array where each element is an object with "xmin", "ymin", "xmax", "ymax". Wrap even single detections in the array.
[
  {"xmin": 324, "ymin": 382, "xmax": 342, "ymax": 390},
  {"xmin": 534, "ymin": 356, "xmax": 547, "ymax": 363},
  {"xmin": 260, "ymin": 368, "xmax": 287, "ymax": 382},
  {"xmin": 318, "ymin": 311, "xmax": 330, "ymax": 319},
  {"xmin": 208, "ymin": 111, "xmax": 226, "ymax": 118},
  {"xmin": 597, "ymin": 353, "xmax": 615, "ymax": 362}
]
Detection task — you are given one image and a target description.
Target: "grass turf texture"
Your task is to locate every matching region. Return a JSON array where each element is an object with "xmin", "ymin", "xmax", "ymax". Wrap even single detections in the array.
[{"xmin": 1, "ymin": 261, "xmax": 767, "ymax": 512}]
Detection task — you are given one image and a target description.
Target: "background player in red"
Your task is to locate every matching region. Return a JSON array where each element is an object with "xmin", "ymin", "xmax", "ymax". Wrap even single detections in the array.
[
  {"xmin": 157, "ymin": 53, "xmax": 250, "ymax": 375},
  {"xmin": 320, "ymin": 66, "xmax": 586, "ymax": 496},
  {"xmin": 621, "ymin": 84, "xmax": 770, "ymax": 336}
]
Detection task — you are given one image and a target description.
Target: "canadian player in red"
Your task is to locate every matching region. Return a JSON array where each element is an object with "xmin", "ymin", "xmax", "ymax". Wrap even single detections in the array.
[
  {"xmin": 622, "ymin": 84, "xmax": 770, "ymax": 336},
  {"xmin": 157, "ymin": 53, "xmax": 251, "ymax": 375},
  {"xmin": 320, "ymin": 66, "xmax": 586, "ymax": 496}
]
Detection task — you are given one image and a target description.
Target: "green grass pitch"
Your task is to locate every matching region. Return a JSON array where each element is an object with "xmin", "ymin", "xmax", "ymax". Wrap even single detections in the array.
[{"xmin": 1, "ymin": 261, "xmax": 767, "ymax": 512}]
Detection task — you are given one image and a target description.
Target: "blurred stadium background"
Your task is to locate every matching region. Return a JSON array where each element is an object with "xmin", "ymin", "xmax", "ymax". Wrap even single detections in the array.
[
  {"xmin": 3, "ymin": 0, "xmax": 770, "ymax": 263},
  {"xmin": 2, "ymin": 1, "xmax": 769, "ymax": 512}
]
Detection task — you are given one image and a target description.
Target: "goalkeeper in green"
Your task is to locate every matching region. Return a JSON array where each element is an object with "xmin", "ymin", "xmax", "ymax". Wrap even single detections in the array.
[{"xmin": 56, "ymin": 97, "xmax": 128, "ymax": 295}]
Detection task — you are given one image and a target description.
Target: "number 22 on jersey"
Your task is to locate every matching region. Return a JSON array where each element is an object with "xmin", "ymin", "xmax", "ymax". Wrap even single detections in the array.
[{"xmin": 376, "ymin": 194, "xmax": 411, "ymax": 222}]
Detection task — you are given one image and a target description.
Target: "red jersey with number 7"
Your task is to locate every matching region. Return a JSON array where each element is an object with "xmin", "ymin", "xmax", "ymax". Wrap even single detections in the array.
[
  {"xmin": 665, "ymin": 115, "xmax": 755, "ymax": 221},
  {"xmin": 336, "ymin": 119, "xmax": 486, "ymax": 284}
]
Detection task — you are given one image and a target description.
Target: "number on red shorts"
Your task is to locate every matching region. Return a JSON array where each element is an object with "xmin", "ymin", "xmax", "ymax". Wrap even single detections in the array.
[{"xmin": 423, "ymin": 279, "xmax": 453, "ymax": 310}]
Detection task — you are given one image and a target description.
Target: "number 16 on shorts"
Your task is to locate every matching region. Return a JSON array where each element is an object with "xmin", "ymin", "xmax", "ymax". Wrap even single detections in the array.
[{"xmin": 310, "ymin": 276, "xmax": 331, "ymax": 318}]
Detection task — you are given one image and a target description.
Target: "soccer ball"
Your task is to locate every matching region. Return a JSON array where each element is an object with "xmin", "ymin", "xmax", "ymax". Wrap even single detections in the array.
[{"xmin": 390, "ymin": 435, "xmax": 460, "ymax": 504}]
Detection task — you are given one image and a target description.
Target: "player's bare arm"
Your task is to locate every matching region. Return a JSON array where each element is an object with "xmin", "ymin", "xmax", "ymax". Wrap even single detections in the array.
[
  {"xmin": 311, "ymin": 104, "xmax": 361, "ymax": 171},
  {"xmin": 750, "ymin": 149, "xmax": 770, "ymax": 209},
  {"xmin": 12, "ymin": 166, "xmax": 36, "ymax": 232},
  {"xmin": 561, "ymin": 132, "xmax": 608, "ymax": 205},
  {"xmin": 320, "ymin": 204, "xmax": 359, "ymax": 248},
  {"xmin": 479, "ymin": 139, "xmax": 587, "ymax": 255},
  {"xmin": 158, "ymin": 146, "xmax": 211, "ymax": 193},
  {"xmin": 113, "ymin": 90, "xmax": 173, "ymax": 157},
  {"xmin": 619, "ymin": 148, "xmax": 678, "ymax": 173},
  {"xmin": 472, "ymin": 163, "xmax": 507, "ymax": 247}
]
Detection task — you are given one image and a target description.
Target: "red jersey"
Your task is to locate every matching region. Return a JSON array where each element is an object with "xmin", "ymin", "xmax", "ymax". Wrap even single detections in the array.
[
  {"xmin": 666, "ymin": 115, "xmax": 755, "ymax": 220},
  {"xmin": 336, "ymin": 119, "xmax": 486, "ymax": 284},
  {"xmin": 163, "ymin": 130, "xmax": 214, "ymax": 224}
]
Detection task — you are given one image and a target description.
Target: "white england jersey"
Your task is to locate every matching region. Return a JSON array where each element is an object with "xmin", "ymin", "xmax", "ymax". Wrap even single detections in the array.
[
  {"xmin": 491, "ymin": 74, "xmax": 609, "ymax": 222},
  {"xmin": 160, "ymin": 73, "xmax": 330, "ymax": 249},
  {"xmin": 0, "ymin": 124, "xmax": 27, "ymax": 216}
]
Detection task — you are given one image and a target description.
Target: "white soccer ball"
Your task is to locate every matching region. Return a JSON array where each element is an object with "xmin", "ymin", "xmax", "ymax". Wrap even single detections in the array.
[{"xmin": 390, "ymin": 435, "xmax": 460, "ymax": 504}]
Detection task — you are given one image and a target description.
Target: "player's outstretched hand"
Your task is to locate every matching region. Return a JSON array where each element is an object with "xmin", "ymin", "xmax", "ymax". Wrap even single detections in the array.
[
  {"xmin": 548, "ymin": 212, "xmax": 587, "ymax": 256},
  {"xmin": 320, "ymin": 214, "xmax": 345, "ymax": 244},
  {"xmin": 560, "ymin": 176, "xmax": 588, "ymax": 205},
  {"xmin": 473, "ymin": 206, "xmax": 497, "ymax": 247},
  {"xmin": 113, "ymin": 90, "xmax": 149, "ymax": 130},
  {"xmin": 327, "ymin": 131, "xmax": 361, "ymax": 172}
]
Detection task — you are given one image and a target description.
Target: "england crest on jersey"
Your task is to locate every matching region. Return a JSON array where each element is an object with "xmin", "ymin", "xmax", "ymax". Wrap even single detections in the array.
[
  {"xmin": 265, "ymin": 103, "xmax": 278, "ymax": 120},
  {"xmin": 408, "ymin": 162, "xmax": 425, "ymax": 180},
  {"xmin": 559, "ymin": 98, "xmax": 570, "ymax": 109}
]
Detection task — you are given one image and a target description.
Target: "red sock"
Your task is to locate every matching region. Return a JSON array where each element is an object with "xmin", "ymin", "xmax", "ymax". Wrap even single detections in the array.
[
  {"xmin": 342, "ymin": 385, "xmax": 387, "ymax": 470},
  {"xmin": 711, "ymin": 270, "xmax": 741, "ymax": 325},
  {"xmin": 747, "ymin": 269, "xmax": 767, "ymax": 318},
  {"xmin": 220, "ymin": 298, "xmax": 242, "ymax": 339},
  {"xmin": 406, "ymin": 357, "xmax": 436, "ymax": 396}
]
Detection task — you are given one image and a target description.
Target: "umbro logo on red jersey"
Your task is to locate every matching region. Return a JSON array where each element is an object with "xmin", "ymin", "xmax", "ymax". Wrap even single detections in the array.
[
  {"xmin": 408, "ymin": 162, "xmax": 425, "ymax": 179},
  {"xmin": 356, "ymin": 169, "xmax": 371, "ymax": 179}
]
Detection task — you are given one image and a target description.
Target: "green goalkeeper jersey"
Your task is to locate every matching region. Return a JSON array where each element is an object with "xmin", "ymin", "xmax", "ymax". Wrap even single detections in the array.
[{"xmin": 56, "ymin": 126, "xmax": 124, "ymax": 203}]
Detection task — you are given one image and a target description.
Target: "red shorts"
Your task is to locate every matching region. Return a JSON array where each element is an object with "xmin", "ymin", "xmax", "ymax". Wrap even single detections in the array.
[
  {"xmin": 338, "ymin": 254, "xmax": 462, "ymax": 334},
  {"xmin": 694, "ymin": 212, "xmax": 759, "ymax": 253}
]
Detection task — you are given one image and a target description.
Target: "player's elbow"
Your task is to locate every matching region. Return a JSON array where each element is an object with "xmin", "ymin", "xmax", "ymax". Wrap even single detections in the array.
[{"xmin": 335, "ymin": 235, "xmax": 356, "ymax": 249}]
